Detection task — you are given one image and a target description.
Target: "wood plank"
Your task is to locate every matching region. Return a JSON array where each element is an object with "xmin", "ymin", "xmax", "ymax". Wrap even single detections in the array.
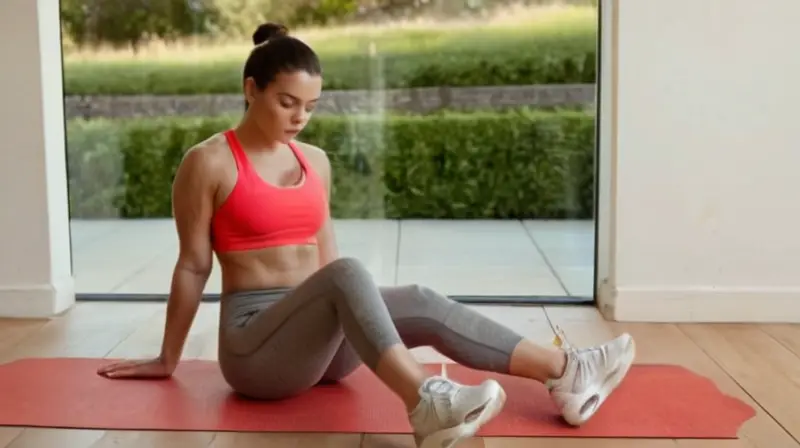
[
  {"xmin": 362, "ymin": 434, "xmax": 484, "ymax": 447},
  {"xmin": 4, "ymin": 429, "xmax": 105, "ymax": 448},
  {"xmin": 89, "ymin": 430, "xmax": 216, "ymax": 447},
  {"xmin": 208, "ymin": 432, "xmax": 361, "ymax": 447},
  {"xmin": 362, "ymin": 434, "xmax": 414, "ymax": 448},
  {"xmin": 625, "ymin": 323, "xmax": 796, "ymax": 448},
  {"xmin": 0, "ymin": 303, "xmax": 163, "ymax": 448},
  {"xmin": 106, "ymin": 303, "xmax": 219, "ymax": 360},
  {"xmin": 543, "ymin": 305, "xmax": 615, "ymax": 346},
  {"xmin": 0, "ymin": 428, "xmax": 23, "ymax": 448},
  {"xmin": 483, "ymin": 307, "xmax": 672, "ymax": 447},
  {"xmin": 0, "ymin": 304, "xmax": 795, "ymax": 448},
  {"xmin": 680, "ymin": 323, "xmax": 800, "ymax": 446},
  {"xmin": 0, "ymin": 302, "xmax": 161, "ymax": 363},
  {"xmin": 484, "ymin": 439, "xmax": 676, "ymax": 448},
  {"xmin": 545, "ymin": 307, "xmax": 797, "ymax": 448},
  {"xmin": 760, "ymin": 324, "xmax": 800, "ymax": 359},
  {"xmin": 0, "ymin": 318, "xmax": 47, "ymax": 355},
  {"xmin": 677, "ymin": 440, "xmax": 756, "ymax": 448}
]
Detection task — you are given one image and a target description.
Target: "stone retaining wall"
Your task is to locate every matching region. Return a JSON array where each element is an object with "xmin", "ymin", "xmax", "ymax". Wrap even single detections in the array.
[{"xmin": 65, "ymin": 84, "xmax": 595, "ymax": 119}]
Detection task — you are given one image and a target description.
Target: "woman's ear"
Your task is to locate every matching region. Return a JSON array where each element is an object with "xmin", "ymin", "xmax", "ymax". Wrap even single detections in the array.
[{"xmin": 243, "ymin": 77, "xmax": 258, "ymax": 105}]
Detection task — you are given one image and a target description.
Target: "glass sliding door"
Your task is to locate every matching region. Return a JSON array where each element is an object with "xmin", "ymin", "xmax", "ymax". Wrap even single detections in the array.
[{"xmin": 61, "ymin": 0, "xmax": 598, "ymax": 303}]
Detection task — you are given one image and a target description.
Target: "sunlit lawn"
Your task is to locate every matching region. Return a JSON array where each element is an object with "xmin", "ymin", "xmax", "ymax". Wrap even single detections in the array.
[{"xmin": 63, "ymin": 4, "xmax": 598, "ymax": 94}]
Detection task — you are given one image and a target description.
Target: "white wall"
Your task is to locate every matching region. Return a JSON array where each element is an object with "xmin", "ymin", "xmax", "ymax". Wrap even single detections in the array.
[
  {"xmin": 597, "ymin": 0, "xmax": 800, "ymax": 322},
  {"xmin": 0, "ymin": 0, "xmax": 74, "ymax": 318}
]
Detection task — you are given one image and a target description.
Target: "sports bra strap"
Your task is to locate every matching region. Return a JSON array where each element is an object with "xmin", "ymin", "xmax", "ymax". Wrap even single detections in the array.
[
  {"xmin": 223, "ymin": 129, "xmax": 250, "ymax": 174},
  {"xmin": 287, "ymin": 142, "xmax": 310, "ymax": 170}
]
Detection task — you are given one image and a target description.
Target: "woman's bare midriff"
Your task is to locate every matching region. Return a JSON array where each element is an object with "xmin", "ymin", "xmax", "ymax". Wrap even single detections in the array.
[{"xmin": 215, "ymin": 244, "xmax": 320, "ymax": 295}]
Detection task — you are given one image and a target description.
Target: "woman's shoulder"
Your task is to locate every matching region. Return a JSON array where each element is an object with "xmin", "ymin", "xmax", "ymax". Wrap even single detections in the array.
[
  {"xmin": 172, "ymin": 132, "xmax": 232, "ymax": 195},
  {"xmin": 181, "ymin": 132, "xmax": 231, "ymax": 173},
  {"xmin": 292, "ymin": 140, "xmax": 331, "ymax": 178}
]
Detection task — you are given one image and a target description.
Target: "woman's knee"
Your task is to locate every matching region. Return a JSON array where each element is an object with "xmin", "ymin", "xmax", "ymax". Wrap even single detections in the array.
[
  {"xmin": 318, "ymin": 257, "xmax": 377, "ymax": 296},
  {"xmin": 321, "ymin": 257, "xmax": 371, "ymax": 279},
  {"xmin": 399, "ymin": 283, "xmax": 450, "ymax": 305},
  {"xmin": 382, "ymin": 283, "xmax": 454, "ymax": 317}
]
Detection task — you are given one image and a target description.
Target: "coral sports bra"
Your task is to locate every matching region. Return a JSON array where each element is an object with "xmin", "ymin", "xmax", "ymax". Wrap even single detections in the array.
[{"xmin": 210, "ymin": 129, "xmax": 328, "ymax": 253}]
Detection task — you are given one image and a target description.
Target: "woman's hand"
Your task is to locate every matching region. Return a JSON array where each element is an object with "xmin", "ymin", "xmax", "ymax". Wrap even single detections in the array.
[{"xmin": 97, "ymin": 357, "xmax": 175, "ymax": 379}]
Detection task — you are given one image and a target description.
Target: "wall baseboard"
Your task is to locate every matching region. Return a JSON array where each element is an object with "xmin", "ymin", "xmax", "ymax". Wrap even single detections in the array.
[
  {"xmin": 604, "ymin": 286, "xmax": 800, "ymax": 323},
  {"xmin": 0, "ymin": 280, "xmax": 75, "ymax": 318}
]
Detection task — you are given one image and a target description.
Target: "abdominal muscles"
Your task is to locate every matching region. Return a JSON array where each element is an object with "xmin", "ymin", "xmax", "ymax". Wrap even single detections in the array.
[{"xmin": 216, "ymin": 244, "xmax": 320, "ymax": 293}]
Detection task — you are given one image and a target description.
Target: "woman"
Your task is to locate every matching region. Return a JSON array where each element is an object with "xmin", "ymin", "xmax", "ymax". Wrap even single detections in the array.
[{"xmin": 97, "ymin": 23, "xmax": 636, "ymax": 448}]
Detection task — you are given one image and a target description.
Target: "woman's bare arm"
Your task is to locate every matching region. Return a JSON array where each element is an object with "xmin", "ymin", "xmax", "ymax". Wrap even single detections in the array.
[{"xmin": 158, "ymin": 146, "xmax": 218, "ymax": 369}]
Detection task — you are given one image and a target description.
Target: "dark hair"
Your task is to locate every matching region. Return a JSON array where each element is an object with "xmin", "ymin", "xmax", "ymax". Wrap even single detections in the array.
[{"xmin": 243, "ymin": 23, "xmax": 322, "ymax": 90}]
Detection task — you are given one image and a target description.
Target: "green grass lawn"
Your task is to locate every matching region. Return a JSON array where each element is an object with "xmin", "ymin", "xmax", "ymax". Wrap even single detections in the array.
[{"xmin": 63, "ymin": 4, "xmax": 598, "ymax": 95}]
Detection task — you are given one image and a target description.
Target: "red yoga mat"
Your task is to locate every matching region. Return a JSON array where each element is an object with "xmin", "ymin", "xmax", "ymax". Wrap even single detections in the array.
[{"xmin": 0, "ymin": 358, "xmax": 753, "ymax": 438}]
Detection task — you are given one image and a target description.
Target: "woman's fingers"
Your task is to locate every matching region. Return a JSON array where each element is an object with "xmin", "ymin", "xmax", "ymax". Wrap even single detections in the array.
[
  {"xmin": 104, "ymin": 365, "xmax": 142, "ymax": 378},
  {"xmin": 97, "ymin": 359, "xmax": 142, "ymax": 375},
  {"xmin": 98, "ymin": 359, "xmax": 168, "ymax": 379}
]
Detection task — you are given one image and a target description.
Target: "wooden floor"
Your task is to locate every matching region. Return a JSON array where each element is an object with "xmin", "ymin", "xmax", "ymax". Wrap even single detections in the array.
[{"xmin": 0, "ymin": 302, "xmax": 799, "ymax": 448}]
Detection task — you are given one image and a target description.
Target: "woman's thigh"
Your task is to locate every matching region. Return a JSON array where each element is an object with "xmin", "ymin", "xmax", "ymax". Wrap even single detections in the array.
[
  {"xmin": 218, "ymin": 263, "xmax": 353, "ymax": 399},
  {"xmin": 219, "ymin": 293, "xmax": 348, "ymax": 399}
]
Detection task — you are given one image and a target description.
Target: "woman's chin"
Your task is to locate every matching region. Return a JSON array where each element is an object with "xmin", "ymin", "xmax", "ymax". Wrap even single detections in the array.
[{"xmin": 280, "ymin": 131, "xmax": 300, "ymax": 143}]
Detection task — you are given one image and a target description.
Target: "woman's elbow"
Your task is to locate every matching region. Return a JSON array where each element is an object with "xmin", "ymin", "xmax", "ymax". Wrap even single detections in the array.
[{"xmin": 175, "ymin": 251, "xmax": 213, "ymax": 279}]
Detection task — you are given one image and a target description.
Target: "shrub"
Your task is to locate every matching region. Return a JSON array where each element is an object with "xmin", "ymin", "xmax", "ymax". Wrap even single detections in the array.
[{"xmin": 66, "ymin": 109, "xmax": 595, "ymax": 220}]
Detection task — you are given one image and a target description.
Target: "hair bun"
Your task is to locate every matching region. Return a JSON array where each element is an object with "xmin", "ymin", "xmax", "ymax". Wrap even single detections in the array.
[{"xmin": 252, "ymin": 23, "xmax": 289, "ymax": 45}]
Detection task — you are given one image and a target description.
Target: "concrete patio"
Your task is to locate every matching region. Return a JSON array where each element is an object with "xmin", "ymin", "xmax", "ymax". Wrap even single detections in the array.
[{"xmin": 70, "ymin": 219, "xmax": 595, "ymax": 299}]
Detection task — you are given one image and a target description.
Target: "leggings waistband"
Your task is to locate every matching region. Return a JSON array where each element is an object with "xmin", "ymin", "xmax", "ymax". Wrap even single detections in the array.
[{"xmin": 221, "ymin": 287, "xmax": 292, "ymax": 327}]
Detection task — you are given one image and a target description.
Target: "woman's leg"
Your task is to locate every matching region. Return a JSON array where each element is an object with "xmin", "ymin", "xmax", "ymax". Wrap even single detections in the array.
[
  {"xmin": 391, "ymin": 284, "xmax": 635, "ymax": 425},
  {"xmin": 379, "ymin": 284, "xmax": 567, "ymax": 381},
  {"xmin": 316, "ymin": 285, "xmax": 565, "ymax": 383},
  {"xmin": 316, "ymin": 340, "xmax": 362, "ymax": 384},
  {"xmin": 218, "ymin": 257, "xmax": 505, "ymax": 448},
  {"xmin": 320, "ymin": 283, "xmax": 636, "ymax": 428}
]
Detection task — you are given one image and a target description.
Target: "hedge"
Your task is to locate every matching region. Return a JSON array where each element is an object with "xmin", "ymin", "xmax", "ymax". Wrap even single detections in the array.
[
  {"xmin": 64, "ymin": 30, "xmax": 597, "ymax": 95},
  {"xmin": 66, "ymin": 109, "xmax": 595, "ymax": 220}
]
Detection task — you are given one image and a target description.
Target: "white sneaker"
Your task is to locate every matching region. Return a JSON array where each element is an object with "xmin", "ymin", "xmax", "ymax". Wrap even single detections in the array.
[
  {"xmin": 409, "ymin": 375, "xmax": 506, "ymax": 448},
  {"xmin": 546, "ymin": 328, "xmax": 636, "ymax": 426}
]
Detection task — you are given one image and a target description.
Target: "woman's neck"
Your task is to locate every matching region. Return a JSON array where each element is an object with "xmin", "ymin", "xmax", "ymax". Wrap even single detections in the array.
[{"xmin": 233, "ymin": 119, "xmax": 281, "ymax": 152}]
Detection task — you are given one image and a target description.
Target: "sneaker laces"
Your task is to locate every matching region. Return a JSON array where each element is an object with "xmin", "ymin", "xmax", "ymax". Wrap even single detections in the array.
[
  {"xmin": 425, "ymin": 378, "xmax": 461, "ymax": 409},
  {"xmin": 552, "ymin": 325, "xmax": 574, "ymax": 350},
  {"xmin": 548, "ymin": 325, "xmax": 606, "ymax": 391},
  {"xmin": 415, "ymin": 377, "xmax": 461, "ymax": 430},
  {"xmin": 554, "ymin": 325, "xmax": 605, "ymax": 358},
  {"xmin": 424, "ymin": 377, "xmax": 457, "ymax": 398}
]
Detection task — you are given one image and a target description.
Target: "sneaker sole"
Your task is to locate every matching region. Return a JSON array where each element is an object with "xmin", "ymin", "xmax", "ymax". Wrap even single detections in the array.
[
  {"xmin": 418, "ymin": 380, "xmax": 507, "ymax": 448},
  {"xmin": 562, "ymin": 333, "xmax": 637, "ymax": 426}
]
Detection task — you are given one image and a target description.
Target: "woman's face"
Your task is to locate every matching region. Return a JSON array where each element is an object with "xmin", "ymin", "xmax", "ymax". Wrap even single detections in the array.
[{"xmin": 245, "ymin": 70, "xmax": 322, "ymax": 144}]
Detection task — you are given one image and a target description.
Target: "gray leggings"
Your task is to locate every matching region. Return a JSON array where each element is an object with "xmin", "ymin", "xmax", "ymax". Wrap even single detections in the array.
[{"xmin": 217, "ymin": 257, "xmax": 523, "ymax": 400}]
